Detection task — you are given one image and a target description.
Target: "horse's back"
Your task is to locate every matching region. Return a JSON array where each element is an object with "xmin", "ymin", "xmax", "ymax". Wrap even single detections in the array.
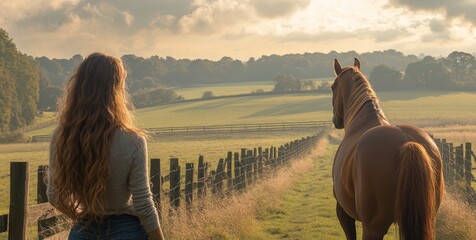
[{"xmin": 356, "ymin": 124, "xmax": 440, "ymax": 167}]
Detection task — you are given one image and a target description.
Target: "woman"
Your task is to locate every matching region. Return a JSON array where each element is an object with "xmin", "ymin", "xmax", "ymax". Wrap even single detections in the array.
[{"xmin": 47, "ymin": 52, "xmax": 165, "ymax": 240}]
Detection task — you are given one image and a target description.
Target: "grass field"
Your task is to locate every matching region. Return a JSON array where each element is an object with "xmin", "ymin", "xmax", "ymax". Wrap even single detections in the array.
[
  {"xmin": 173, "ymin": 78, "xmax": 330, "ymax": 100},
  {"xmin": 256, "ymin": 142, "xmax": 397, "ymax": 240},
  {"xmin": 2, "ymin": 89, "xmax": 476, "ymax": 239},
  {"xmin": 174, "ymin": 81, "xmax": 275, "ymax": 99},
  {"xmin": 159, "ymin": 135, "xmax": 476, "ymax": 239},
  {"xmin": 23, "ymin": 90, "xmax": 476, "ymax": 137}
]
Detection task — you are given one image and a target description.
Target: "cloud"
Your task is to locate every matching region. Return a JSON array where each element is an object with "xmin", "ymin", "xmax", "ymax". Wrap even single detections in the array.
[
  {"xmin": 2, "ymin": 0, "xmax": 195, "ymax": 33},
  {"xmin": 429, "ymin": 19, "xmax": 447, "ymax": 33},
  {"xmin": 1, "ymin": 0, "xmax": 474, "ymax": 61},
  {"xmin": 389, "ymin": 0, "xmax": 476, "ymax": 25},
  {"xmin": 252, "ymin": 0, "xmax": 311, "ymax": 18},
  {"xmin": 176, "ymin": 0, "xmax": 259, "ymax": 34}
]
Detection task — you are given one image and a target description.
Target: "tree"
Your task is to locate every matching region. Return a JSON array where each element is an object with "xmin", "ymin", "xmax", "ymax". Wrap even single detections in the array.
[
  {"xmin": 404, "ymin": 56, "xmax": 454, "ymax": 90},
  {"xmin": 202, "ymin": 91, "xmax": 214, "ymax": 99},
  {"xmin": 302, "ymin": 80, "xmax": 317, "ymax": 90},
  {"xmin": 273, "ymin": 74, "xmax": 302, "ymax": 91},
  {"xmin": 446, "ymin": 51, "xmax": 476, "ymax": 88},
  {"xmin": 132, "ymin": 87, "xmax": 184, "ymax": 108},
  {"xmin": 0, "ymin": 65, "xmax": 15, "ymax": 131},
  {"xmin": 369, "ymin": 65, "xmax": 404, "ymax": 91},
  {"xmin": 38, "ymin": 86, "xmax": 63, "ymax": 111},
  {"xmin": 0, "ymin": 28, "xmax": 40, "ymax": 131}
]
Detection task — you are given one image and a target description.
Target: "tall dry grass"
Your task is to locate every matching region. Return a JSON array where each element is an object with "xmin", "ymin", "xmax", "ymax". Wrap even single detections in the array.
[
  {"xmin": 424, "ymin": 124, "xmax": 476, "ymax": 143},
  {"xmin": 159, "ymin": 137, "xmax": 329, "ymax": 240},
  {"xmin": 436, "ymin": 192, "xmax": 476, "ymax": 240}
]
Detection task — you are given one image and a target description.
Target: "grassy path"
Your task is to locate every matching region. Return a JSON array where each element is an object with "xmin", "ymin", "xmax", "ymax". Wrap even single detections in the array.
[{"xmin": 257, "ymin": 143, "xmax": 397, "ymax": 240}]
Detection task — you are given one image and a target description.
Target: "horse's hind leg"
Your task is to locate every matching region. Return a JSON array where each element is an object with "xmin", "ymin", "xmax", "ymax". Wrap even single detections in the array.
[{"xmin": 336, "ymin": 203, "xmax": 356, "ymax": 240}]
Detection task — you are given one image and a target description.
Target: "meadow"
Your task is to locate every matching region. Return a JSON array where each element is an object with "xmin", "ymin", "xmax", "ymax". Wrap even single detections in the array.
[
  {"xmin": 159, "ymin": 136, "xmax": 476, "ymax": 239},
  {"xmin": 173, "ymin": 77, "xmax": 330, "ymax": 100},
  {"xmin": 174, "ymin": 81, "xmax": 275, "ymax": 99},
  {"xmin": 2, "ymin": 88, "xmax": 476, "ymax": 239}
]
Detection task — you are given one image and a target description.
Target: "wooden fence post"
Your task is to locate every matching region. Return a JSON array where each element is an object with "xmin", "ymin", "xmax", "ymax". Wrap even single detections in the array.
[
  {"xmin": 278, "ymin": 146, "xmax": 284, "ymax": 166},
  {"xmin": 448, "ymin": 143, "xmax": 454, "ymax": 186},
  {"xmin": 240, "ymin": 149, "xmax": 247, "ymax": 190},
  {"xmin": 226, "ymin": 152, "xmax": 233, "ymax": 191},
  {"xmin": 258, "ymin": 147, "xmax": 263, "ymax": 177},
  {"xmin": 37, "ymin": 165, "xmax": 48, "ymax": 204},
  {"xmin": 37, "ymin": 165, "xmax": 51, "ymax": 240},
  {"xmin": 198, "ymin": 156, "xmax": 205, "ymax": 198},
  {"xmin": 150, "ymin": 159, "xmax": 161, "ymax": 218},
  {"xmin": 0, "ymin": 214, "xmax": 7, "ymax": 233},
  {"xmin": 169, "ymin": 158, "xmax": 180, "ymax": 210},
  {"xmin": 455, "ymin": 145, "xmax": 464, "ymax": 183},
  {"xmin": 253, "ymin": 148, "xmax": 258, "ymax": 181},
  {"xmin": 213, "ymin": 159, "xmax": 224, "ymax": 196},
  {"xmin": 465, "ymin": 143, "xmax": 472, "ymax": 198},
  {"xmin": 264, "ymin": 148, "xmax": 269, "ymax": 164},
  {"xmin": 233, "ymin": 152, "xmax": 241, "ymax": 191},
  {"xmin": 185, "ymin": 163, "xmax": 194, "ymax": 210},
  {"xmin": 246, "ymin": 150, "xmax": 253, "ymax": 185},
  {"xmin": 441, "ymin": 139, "xmax": 448, "ymax": 185},
  {"xmin": 273, "ymin": 147, "xmax": 277, "ymax": 163},
  {"xmin": 9, "ymin": 162, "xmax": 29, "ymax": 240},
  {"xmin": 269, "ymin": 147, "xmax": 275, "ymax": 167}
]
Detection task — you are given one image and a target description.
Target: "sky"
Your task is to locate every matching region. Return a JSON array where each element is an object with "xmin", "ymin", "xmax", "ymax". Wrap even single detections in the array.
[{"xmin": 1, "ymin": 0, "xmax": 475, "ymax": 60}]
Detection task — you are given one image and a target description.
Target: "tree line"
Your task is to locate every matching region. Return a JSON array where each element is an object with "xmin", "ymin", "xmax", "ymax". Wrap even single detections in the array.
[
  {"xmin": 369, "ymin": 52, "xmax": 476, "ymax": 91},
  {"xmin": 271, "ymin": 51, "xmax": 476, "ymax": 92},
  {"xmin": 0, "ymin": 29, "xmax": 40, "ymax": 132},
  {"xmin": 36, "ymin": 49, "xmax": 421, "ymax": 110}
]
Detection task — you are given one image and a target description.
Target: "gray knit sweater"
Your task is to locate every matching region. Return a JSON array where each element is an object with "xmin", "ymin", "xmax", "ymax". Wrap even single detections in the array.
[{"xmin": 47, "ymin": 128, "xmax": 160, "ymax": 233}]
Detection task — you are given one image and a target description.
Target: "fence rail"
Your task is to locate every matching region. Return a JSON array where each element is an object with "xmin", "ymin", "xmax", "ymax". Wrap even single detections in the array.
[{"xmin": 30, "ymin": 121, "xmax": 333, "ymax": 142}]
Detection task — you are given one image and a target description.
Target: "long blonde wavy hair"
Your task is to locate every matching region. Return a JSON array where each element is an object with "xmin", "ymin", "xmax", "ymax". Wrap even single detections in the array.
[{"xmin": 51, "ymin": 52, "xmax": 143, "ymax": 222}]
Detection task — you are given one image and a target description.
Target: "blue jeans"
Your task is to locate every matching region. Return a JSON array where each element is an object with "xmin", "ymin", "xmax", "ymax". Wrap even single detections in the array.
[{"xmin": 69, "ymin": 214, "xmax": 149, "ymax": 240}]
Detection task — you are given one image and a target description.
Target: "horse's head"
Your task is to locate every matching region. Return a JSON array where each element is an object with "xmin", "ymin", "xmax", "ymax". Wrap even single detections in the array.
[{"xmin": 331, "ymin": 58, "xmax": 361, "ymax": 129}]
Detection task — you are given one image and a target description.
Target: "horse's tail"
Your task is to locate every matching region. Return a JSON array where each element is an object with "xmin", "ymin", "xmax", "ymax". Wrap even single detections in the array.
[{"xmin": 395, "ymin": 142, "xmax": 437, "ymax": 240}]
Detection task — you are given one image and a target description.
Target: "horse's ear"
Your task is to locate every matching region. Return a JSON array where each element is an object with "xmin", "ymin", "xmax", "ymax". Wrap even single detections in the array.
[
  {"xmin": 334, "ymin": 59, "xmax": 342, "ymax": 76},
  {"xmin": 353, "ymin": 58, "xmax": 361, "ymax": 70}
]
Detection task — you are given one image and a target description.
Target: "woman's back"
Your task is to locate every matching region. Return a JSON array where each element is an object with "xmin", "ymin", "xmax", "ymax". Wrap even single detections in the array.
[{"xmin": 47, "ymin": 52, "xmax": 164, "ymax": 239}]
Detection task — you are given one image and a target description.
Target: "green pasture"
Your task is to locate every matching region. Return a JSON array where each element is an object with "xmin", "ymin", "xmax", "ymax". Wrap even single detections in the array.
[
  {"xmin": 2, "ymin": 89, "xmax": 476, "ymax": 238},
  {"xmin": 174, "ymin": 78, "xmax": 331, "ymax": 100},
  {"xmin": 174, "ymin": 81, "xmax": 275, "ymax": 100},
  {"xmin": 256, "ymin": 144, "xmax": 397, "ymax": 240},
  {"xmin": 25, "ymin": 90, "xmax": 476, "ymax": 137},
  {"xmin": 134, "ymin": 93, "xmax": 330, "ymax": 128},
  {"xmin": 0, "ymin": 130, "xmax": 319, "ymax": 214}
]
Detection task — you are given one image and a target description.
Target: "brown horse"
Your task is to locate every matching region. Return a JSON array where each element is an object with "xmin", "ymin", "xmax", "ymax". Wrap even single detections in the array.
[{"xmin": 331, "ymin": 58, "xmax": 444, "ymax": 240}]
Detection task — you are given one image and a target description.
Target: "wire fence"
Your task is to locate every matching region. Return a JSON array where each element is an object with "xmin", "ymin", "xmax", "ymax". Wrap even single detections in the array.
[
  {"xmin": 431, "ymin": 136, "xmax": 476, "ymax": 204},
  {"xmin": 1, "ymin": 127, "xmax": 329, "ymax": 239},
  {"xmin": 151, "ymin": 129, "xmax": 329, "ymax": 217}
]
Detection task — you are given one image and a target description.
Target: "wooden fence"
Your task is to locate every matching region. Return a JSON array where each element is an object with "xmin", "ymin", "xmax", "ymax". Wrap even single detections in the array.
[
  {"xmin": 0, "ymin": 164, "xmax": 67, "ymax": 240},
  {"xmin": 31, "ymin": 121, "xmax": 333, "ymax": 142},
  {"xmin": 432, "ymin": 136, "xmax": 476, "ymax": 203},
  {"xmin": 0, "ymin": 130, "xmax": 327, "ymax": 239}
]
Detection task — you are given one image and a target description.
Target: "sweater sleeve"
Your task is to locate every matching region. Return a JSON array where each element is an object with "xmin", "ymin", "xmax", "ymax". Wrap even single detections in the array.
[{"xmin": 128, "ymin": 136, "xmax": 160, "ymax": 233}]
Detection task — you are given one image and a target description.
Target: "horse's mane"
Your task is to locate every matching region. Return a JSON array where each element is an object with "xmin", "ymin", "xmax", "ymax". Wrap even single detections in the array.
[{"xmin": 345, "ymin": 69, "xmax": 382, "ymax": 126}]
